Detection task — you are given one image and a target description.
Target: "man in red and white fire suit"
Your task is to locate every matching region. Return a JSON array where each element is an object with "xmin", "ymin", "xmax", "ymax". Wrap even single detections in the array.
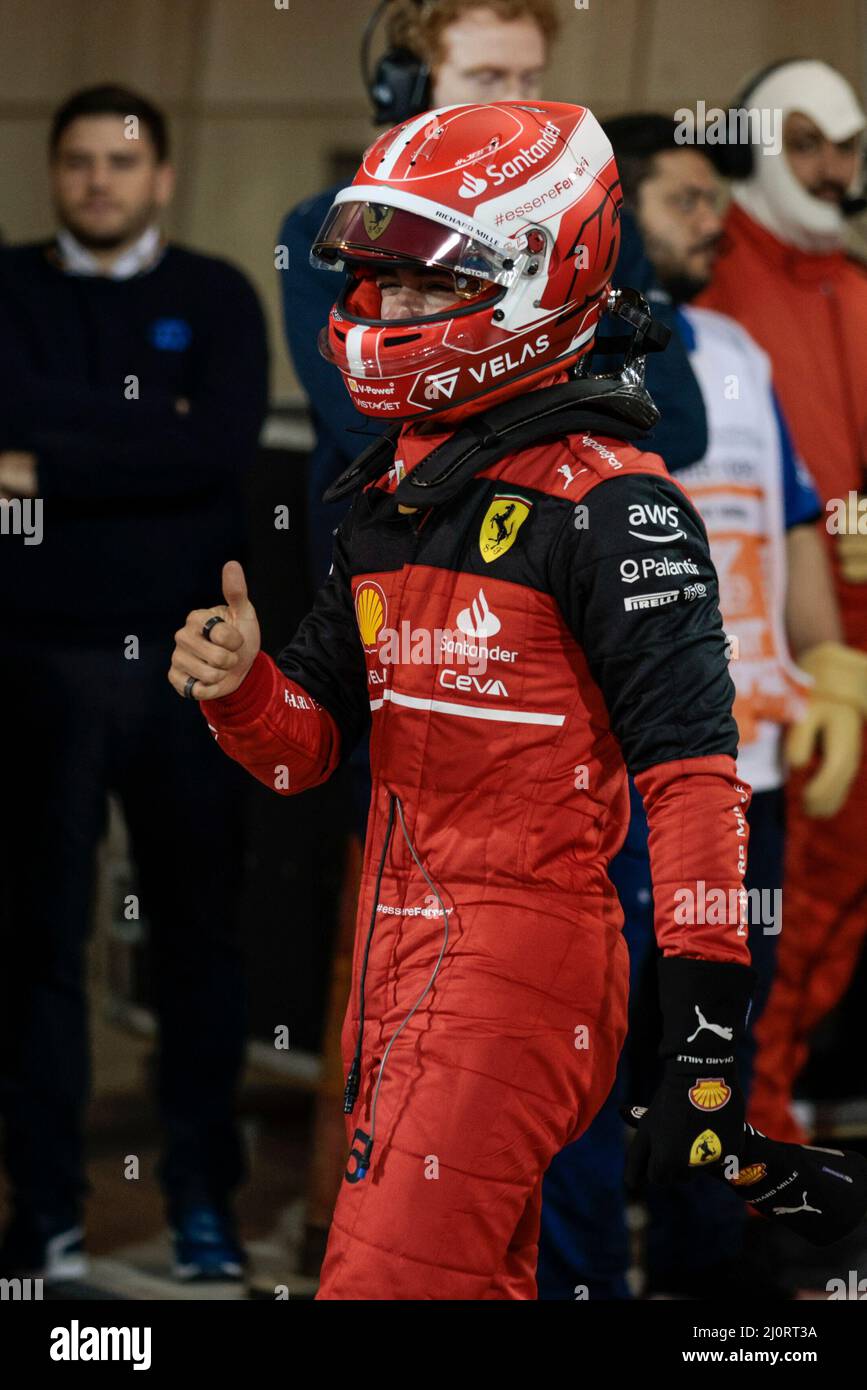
[
  {"xmin": 699, "ymin": 60, "xmax": 867, "ymax": 1142},
  {"xmin": 169, "ymin": 102, "xmax": 753, "ymax": 1299}
]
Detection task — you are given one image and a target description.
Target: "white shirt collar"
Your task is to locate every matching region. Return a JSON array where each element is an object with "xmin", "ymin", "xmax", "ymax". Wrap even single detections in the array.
[{"xmin": 56, "ymin": 225, "xmax": 163, "ymax": 279}]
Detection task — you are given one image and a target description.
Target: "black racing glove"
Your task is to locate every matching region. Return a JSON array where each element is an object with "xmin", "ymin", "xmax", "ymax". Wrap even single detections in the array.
[
  {"xmin": 624, "ymin": 1111, "xmax": 867, "ymax": 1247},
  {"xmin": 626, "ymin": 956, "xmax": 755, "ymax": 1186}
]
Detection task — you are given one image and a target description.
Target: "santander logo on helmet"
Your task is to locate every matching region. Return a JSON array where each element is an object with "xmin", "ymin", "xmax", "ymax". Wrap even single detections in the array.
[
  {"xmin": 485, "ymin": 118, "xmax": 561, "ymax": 185},
  {"xmin": 459, "ymin": 171, "xmax": 488, "ymax": 198},
  {"xmin": 310, "ymin": 101, "xmax": 622, "ymax": 421}
]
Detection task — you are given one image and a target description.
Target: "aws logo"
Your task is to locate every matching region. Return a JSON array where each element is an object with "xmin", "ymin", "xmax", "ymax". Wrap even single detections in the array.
[
  {"xmin": 355, "ymin": 580, "xmax": 388, "ymax": 650},
  {"xmin": 627, "ymin": 502, "xmax": 686, "ymax": 543}
]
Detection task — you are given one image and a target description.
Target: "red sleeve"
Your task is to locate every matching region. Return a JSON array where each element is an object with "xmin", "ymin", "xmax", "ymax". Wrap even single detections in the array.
[
  {"xmin": 198, "ymin": 650, "xmax": 342, "ymax": 796},
  {"xmin": 634, "ymin": 753, "xmax": 752, "ymax": 966}
]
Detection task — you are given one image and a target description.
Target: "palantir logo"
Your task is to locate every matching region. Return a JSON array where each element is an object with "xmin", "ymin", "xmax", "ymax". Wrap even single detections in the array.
[
  {"xmin": 456, "ymin": 589, "xmax": 501, "ymax": 639},
  {"xmin": 458, "ymin": 171, "xmax": 488, "ymax": 199}
]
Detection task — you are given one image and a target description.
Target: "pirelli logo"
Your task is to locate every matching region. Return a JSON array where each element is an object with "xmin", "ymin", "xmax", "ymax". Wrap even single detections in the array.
[{"xmin": 623, "ymin": 589, "xmax": 680, "ymax": 612}]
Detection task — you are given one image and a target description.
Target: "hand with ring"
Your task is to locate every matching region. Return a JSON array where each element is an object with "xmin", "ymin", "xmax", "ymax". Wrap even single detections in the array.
[{"xmin": 168, "ymin": 560, "xmax": 261, "ymax": 702}]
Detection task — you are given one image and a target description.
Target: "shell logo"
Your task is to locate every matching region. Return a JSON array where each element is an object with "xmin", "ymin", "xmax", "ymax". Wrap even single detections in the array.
[
  {"xmin": 355, "ymin": 580, "xmax": 388, "ymax": 650},
  {"xmin": 688, "ymin": 1078, "xmax": 732, "ymax": 1112},
  {"xmin": 730, "ymin": 1162, "xmax": 768, "ymax": 1188}
]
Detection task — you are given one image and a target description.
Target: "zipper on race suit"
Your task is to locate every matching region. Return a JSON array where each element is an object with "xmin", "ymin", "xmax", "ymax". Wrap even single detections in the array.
[{"xmin": 344, "ymin": 792, "xmax": 451, "ymax": 1184}]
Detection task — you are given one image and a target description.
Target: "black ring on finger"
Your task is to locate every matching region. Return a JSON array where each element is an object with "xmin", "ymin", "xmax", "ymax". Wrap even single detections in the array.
[
  {"xmin": 202, "ymin": 615, "xmax": 225, "ymax": 641},
  {"xmin": 183, "ymin": 675, "xmax": 197, "ymax": 700}
]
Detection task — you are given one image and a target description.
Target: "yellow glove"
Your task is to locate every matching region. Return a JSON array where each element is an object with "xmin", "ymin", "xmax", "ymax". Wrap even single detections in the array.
[
  {"xmin": 836, "ymin": 494, "xmax": 867, "ymax": 582},
  {"xmin": 785, "ymin": 641, "xmax": 867, "ymax": 818}
]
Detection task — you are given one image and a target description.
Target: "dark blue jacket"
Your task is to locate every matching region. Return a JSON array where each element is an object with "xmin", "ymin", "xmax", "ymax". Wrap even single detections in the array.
[
  {"xmin": 602, "ymin": 207, "xmax": 708, "ymax": 472},
  {"xmin": 1, "ymin": 242, "xmax": 268, "ymax": 639},
  {"xmin": 279, "ymin": 188, "xmax": 367, "ymax": 586}
]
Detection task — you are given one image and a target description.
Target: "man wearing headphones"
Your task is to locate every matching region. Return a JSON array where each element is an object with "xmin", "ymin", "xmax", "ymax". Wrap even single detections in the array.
[{"xmin": 698, "ymin": 60, "xmax": 867, "ymax": 1147}]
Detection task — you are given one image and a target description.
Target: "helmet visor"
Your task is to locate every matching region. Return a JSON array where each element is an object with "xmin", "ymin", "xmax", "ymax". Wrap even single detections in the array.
[{"xmin": 311, "ymin": 200, "xmax": 520, "ymax": 287}]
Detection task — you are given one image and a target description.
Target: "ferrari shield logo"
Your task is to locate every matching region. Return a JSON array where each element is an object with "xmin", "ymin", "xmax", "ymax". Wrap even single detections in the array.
[
  {"xmin": 689, "ymin": 1129, "xmax": 723, "ymax": 1167},
  {"xmin": 479, "ymin": 493, "xmax": 532, "ymax": 563},
  {"xmin": 362, "ymin": 204, "xmax": 394, "ymax": 241}
]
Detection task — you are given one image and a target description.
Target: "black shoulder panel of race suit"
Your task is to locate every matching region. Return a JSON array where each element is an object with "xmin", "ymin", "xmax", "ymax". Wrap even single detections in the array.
[
  {"xmin": 321, "ymin": 377, "xmax": 659, "ymax": 506},
  {"xmin": 548, "ymin": 471, "xmax": 739, "ymax": 774},
  {"xmin": 391, "ymin": 386, "xmax": 657, "ymax": 507}
]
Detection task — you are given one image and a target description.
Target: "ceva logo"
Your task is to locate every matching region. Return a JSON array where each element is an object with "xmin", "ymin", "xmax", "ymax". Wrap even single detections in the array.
[{"xmin": 459, "ymin": 171, "xmax": 488, "ymax": 199}]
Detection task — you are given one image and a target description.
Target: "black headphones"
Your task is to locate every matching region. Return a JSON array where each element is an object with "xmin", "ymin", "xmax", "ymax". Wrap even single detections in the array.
[
  {"xmin": 710, "ymin": 59, "xmax": 804, "ymax": 181},
  {"xmin": 362, "ymin": 0, "xmax": 433, "ymax": 125}
]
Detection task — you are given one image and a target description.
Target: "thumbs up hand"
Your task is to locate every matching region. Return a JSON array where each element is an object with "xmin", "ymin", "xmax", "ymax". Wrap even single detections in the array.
[{"xmin": 169, "ymin": 560, "xmax": 261, "ymax": 702}]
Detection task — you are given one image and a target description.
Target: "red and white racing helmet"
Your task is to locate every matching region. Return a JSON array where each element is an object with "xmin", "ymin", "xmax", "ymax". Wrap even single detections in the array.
[{"xmin": 311, "ymin": 101, "xmax": 622, "ymax": 420}]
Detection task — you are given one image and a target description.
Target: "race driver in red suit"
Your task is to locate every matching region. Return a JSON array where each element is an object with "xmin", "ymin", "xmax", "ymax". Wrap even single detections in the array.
[{"xmin": 169, "ymin": 102, "xmax": 753, "ymax": 1299}]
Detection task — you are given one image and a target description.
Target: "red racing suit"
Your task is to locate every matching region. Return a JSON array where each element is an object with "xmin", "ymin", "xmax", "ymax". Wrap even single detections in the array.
[
  {"xmin": 699, "ymin": 203, "xmax": 867, "ymax": 1141},
  {"xmin": 201, "ymin": 419, "xmax": 751, "ymax": 1298}
]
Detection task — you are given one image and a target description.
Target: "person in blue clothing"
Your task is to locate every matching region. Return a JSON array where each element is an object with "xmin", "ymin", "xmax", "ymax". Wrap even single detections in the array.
[
  {"xmin": 0, "ymin": 85, "xmax": 268, "ymax": 1285},
  {"xmin": 537, "ymin": 114, "xmax": 865, "ymax": 1301}
]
